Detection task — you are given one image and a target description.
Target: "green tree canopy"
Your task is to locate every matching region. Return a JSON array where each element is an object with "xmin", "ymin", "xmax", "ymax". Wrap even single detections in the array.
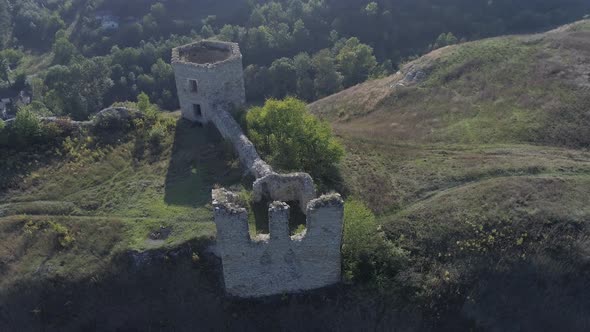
[
  {"xmin": 44, "ymin": 58, "xmax": 113, "ymax": 120},
  {"xmin": 269, "ymin": 57, "xmax": 297, "ymax": 98},
  {"xmin": 336, "ymin": 37, "xmax": 378, "ymax": 87},
  {"xmin": 52, "ymin": 35, "xmax": 78, "ymax": 65},
  {"xmin": 13, "ymin": 106, "xmax": 41, "ymax": 145},
  {"xmin": 245, "ymin": 97, "xmax": 344, "ymax": 179},
  {"xmin": 433, "ymin": 32, "xmax": 459, "ymax": 50},
  {"xmin": 312, "ymin": 49, "xmax": 343, "ymax": 98}
]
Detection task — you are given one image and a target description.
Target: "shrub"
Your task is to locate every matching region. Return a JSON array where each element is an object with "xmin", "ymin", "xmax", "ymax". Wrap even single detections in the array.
[
  {"xmin": 245, "ymin": 97, "xmax": 344, "ymax": 179},
  {"xmin": 93, "ymin": 108, "xmax": 135, "ymax": 132},
  {"xmin": 50, "ymin": 221, "xmax": 76, "ymax": 249},
  {"xmin": 147, "ymin": 122, "xmax": 166, "ymax": 149},
  {"xmin": 23, "ymin": 219, "xmax": 75, "ymax": 249},
  {"xmin": 343, "ymin": 199, "xmax": 409, "ymax": 286},
  {"xmin": 13, "ymin": 107, "xmax": 41, "ymax": 145},
  {"xmin": 41, "ymin": 122, "xmax": 65, "ymax": 142},
  {"xmin": 0, "ymin": 119, "xmax": 6, "ymax": 145},
  {"xmin": 137, "ymin": 92, "xmax": 158, "ymax": 122}
]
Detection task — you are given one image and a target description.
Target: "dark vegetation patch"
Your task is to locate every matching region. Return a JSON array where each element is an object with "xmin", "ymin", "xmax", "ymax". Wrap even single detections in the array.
[
  {"xmin": 379, "ymin": 176, "xmax": 590, "ymax": 328},
  {"xmin": 0, "ymin": 247, "xmax": 438, "ymax": 332}
]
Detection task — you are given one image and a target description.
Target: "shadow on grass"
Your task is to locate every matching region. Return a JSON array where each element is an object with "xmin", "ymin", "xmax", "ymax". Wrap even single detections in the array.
[{"xmin": 164, "ymin": 119, "xmax": 243, "ymax": 207}]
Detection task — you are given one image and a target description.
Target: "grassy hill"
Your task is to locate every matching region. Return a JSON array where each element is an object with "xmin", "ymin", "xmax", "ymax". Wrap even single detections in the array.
[{"xmin": 310, "ymin": 20, "xmax": 590, "ymax": 328}]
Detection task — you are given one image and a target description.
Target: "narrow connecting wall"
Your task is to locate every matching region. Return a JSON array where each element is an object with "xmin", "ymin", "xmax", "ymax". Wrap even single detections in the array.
[
  {"xmin": 209, "ymin": 108, "xmax": 273, "ymax": 179},
  {"xmin": 172, "ymin": 40, "xmax": 343, "ymax": 298}
]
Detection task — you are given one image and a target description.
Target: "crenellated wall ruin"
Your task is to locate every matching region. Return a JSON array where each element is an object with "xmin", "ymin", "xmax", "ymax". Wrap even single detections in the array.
[{"xmin": 213, "ymin": 189, "xmax": 344, "ymax": 297}]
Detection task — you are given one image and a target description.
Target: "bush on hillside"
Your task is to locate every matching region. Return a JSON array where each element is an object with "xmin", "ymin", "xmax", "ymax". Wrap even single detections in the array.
[
  {"xmin": 342, "ymin": 199, "xmax": 409, "ymax": 286},
  {"xmin": 13, "ymin": 107, "xmax": 42, "ymax": 145},
  {"xmin": 0, "ymin": 119, "xmax": 6, "ymax": 145},
  {"xmin": 147, "ymin": 122, "xmax": 166, "ymax": 149},
  {"xmin": 245, "ymin": 97, "xmax": 344, "ymax": 180}
]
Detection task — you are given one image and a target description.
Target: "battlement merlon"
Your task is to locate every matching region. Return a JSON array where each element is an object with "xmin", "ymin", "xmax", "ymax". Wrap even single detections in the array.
[
  {"xmin": 212, "ymin": 188, "xmax": 250, "ymax": 245},
  {"xmin": 213, "ymin": 188, "xmax": 344, "ymax": 244},
  {"xmin": 305, "ymin": 193, "xmax": 345, "ymax": 240},
  {"xmin": 269, "ymin": 201, "xmax": 290, "ymax": 242}
]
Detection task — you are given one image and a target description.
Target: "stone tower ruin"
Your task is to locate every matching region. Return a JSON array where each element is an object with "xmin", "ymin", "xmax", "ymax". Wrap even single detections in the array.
[
  {"xmin": 172, "ymin": 40, "xmax": 246, "ymax": 124},
  {"xmin": 172, "ymin": 40, "xmax": 344, "ymax": 298}
]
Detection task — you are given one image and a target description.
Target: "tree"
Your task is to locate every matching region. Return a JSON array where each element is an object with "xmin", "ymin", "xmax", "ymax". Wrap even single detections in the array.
[
  {"xmin": 150, "ymin": 59, "xmax": 176, "ymax": 109},
  {"xmin": 0, "ymin": 0, "xmax": 10, "ymax": 47},
  {"xmin": 0, "ymin": 57, "xmax": 10, "ymax": 84},
  {"xmin": 52, "ymin": 36, "xmax": 77, "ymax": 65},
  {"xmin": 219, "ymin": 25, "xmax": 239, "ymax": 42},
  {"xmin": 137, "ymin": 92, "xmax": 151, "ymax": 113},
  {"xmin": 336, "ymin": 37, "xmax": 377, "ymax": 87},
  {"xmin": 364, "ymin": 2, "xmax": 380, "ymax": 16},
  {"xmin": 312, "ymin": 49, "xmax": 342, "ymax": 98},
  {"xmin": 244, "ymin": 64, "xmax": 272, "ymax": 101},
  {"xmin": 342, "ymin": 199, "xmax": 408, "ymax": 283},
  {"xmin": 44, "ymin": 58, "xmax": 113, "ymax": 120},
  {"xmin": 433, "ymin": 32, "xmax": 459, "ymax": 50},
  {"xmin": 249, "ymin": 8, "xmax": 266, "ymax": 27},
  {"xmin": 13, "ymin": 106, "xmax": 41, "ymax": 145},
  {"xmin": 292, "ymin": 19, "xmax": 310, "ymax": 49},
  {"xmin": 150, "ymin": 3, "xmax": 167, "ymax": 23},
  {"xmin": 294, "ymin": 53, "xmax": 315, "ymax": 101},
  {"xmin": 269, "ymin": 57, "xmax": 297, "ymax": 98},
  {"xmin": 200, "ymin": 25, "xmax": 214, "ymax": 38},
  {"xmin": 245, "ymin": 97, "xmax": 344, "ymax": 179},
  {"xmin": 119, "ymin": 23, "xmax": 144, "ymax": 46}
]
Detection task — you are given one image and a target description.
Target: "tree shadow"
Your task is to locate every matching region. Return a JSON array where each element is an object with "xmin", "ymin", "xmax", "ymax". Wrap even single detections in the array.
[{"xmin": 164, "ymin": 119, "xmax": 243, "ymax": 207}]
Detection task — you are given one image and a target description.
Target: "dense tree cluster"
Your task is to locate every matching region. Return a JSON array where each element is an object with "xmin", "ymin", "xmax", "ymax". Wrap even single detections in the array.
[
  {"xmin": 245, "ymin": 97, "xmax": 344, "ymax": 180},
  {"xmin": 0, "ymin": 0, "xmax": 587, "ymax": 119},
  {"xmin": 245, "ymin": 37, "xmax": 387, "ymax": 101}
]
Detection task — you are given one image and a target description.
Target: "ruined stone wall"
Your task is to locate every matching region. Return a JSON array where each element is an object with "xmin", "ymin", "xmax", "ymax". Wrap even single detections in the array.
[
  {"xmin": 173, "ymin": 40, "xmax": 342, "ymax": 298},
  {"xmin": 172, "ymin": 41, "xmax": 246, "ymax": 124},
  {"xmin": 213, "ymin": 189, "xmax": 344, "ymax": 298},
  {"xmin": 253, "ymin": 172, "xmax": 316, "ymax": 212}
]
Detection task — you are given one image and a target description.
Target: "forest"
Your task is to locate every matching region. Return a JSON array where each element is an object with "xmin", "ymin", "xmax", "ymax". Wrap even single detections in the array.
[{"xmin": 0, "ymin": 0, "xmax": 589, "ymax": 120}]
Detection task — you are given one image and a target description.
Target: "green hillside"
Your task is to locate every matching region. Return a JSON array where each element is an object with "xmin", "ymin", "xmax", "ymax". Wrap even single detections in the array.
[
  {"xmin": 312, "ymin": 20, "xmax": 590, "ymax": 148},
  {"xmin": 309, "ymin": 20, "xmax": 590, "ymax": 326}
]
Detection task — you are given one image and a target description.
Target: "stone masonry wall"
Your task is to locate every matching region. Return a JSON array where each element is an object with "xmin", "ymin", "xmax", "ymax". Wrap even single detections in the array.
[
  {"xmin": 210, "ymin": 108, "xmax": 273, "ymax": 179},
  {"xmin": 252, "ymin": 172, "xmax": 316, "ymax": 213},
  {"xmin": 213, "ymin": 189, "xmax": 344, "ymax": 298}
]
